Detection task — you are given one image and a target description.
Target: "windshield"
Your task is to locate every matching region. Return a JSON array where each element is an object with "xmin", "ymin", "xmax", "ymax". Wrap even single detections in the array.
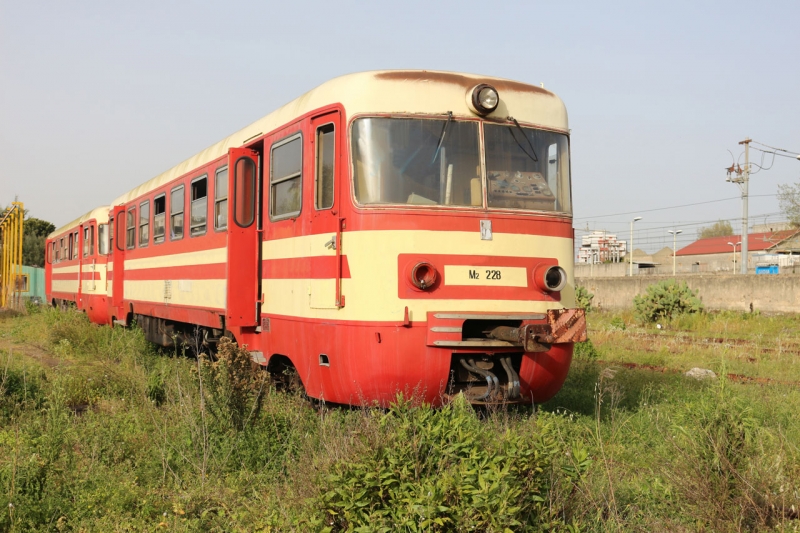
[
  {"xmin": 352, "ymin": 118, "xmax": 482, "ymax": 206},
  {"xmin": 351, "ymin": 117, "xmax": 571, "ymax": 214},
  {"xmin": 484, "ymin": 123, "xmax": 571, "ymax": 213}
]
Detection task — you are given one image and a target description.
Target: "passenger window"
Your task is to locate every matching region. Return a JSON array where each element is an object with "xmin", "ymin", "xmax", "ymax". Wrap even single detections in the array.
[
  {"xmin": 315, "ymin": 124, "xmax": 335, "ymax": 210},
  {"xmin": 126, "ymin": 208, "xmax": 136, "ymax": 249},
  {"xmin": 108, "ymin": 219, "xmax": 114, "ymax": 253},
  {"xmin": 190, "ymin": 177, "xmax": 207, "ymax": 236},
  {"xmin": 52, "ymin": 242, "xmax": 58, "ymax": 263},
  {"xmin": 60, "ymin": 238, "xmax": 65, "ymax": 261},
  {"xmin": 73, "ymin": 232, "xmax": 79, "ymax": 259},
  {"xmin": 270, "ymin": 135, "xmax": 302, "ymax": 219},
  {"xmin": 139, "ymin": 201, "xmax": 150, "ymax": 246},
  {"xmin": 234, "ymin": 158, "xmax": 256, "ymax": 227},
  {"xmin": 99, "ymin": 224, "xmax": 109, "ymax": 255},
  {"xmin": 215, "ymin": 166, "xmax": 228, "ymax": 230},
  {"xmin": 153, "ymin": 195, "xmax": 166, "ymax": 244},
  {"xmin": 171, "ymin": 185, "xmax": 184, "ymax": 240},
  {"xmin": 69, "ymin": 233, "xmax": 74, "ymax": 260},
  {"xmin": 83, "ymin": 227, "xmax": 90, "ymax": 256}
]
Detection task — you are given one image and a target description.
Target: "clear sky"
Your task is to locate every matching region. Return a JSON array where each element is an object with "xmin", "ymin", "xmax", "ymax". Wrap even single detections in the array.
[{"xmin": 2, "ymin": 0, "xmax": 798, "ymax": 251}]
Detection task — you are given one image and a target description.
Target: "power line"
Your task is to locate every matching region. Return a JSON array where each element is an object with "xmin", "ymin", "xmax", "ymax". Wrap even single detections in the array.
[
  {"xmin": 750, "ymin": 140, "xmax": 800, "ymax": 156},
  {"xmin": 750, "ymin": 146, "xmax": 800, "ymax": 160},
  {"xmin": 574, "ymin": 194, "xmax": 778, "ymax": 221}
]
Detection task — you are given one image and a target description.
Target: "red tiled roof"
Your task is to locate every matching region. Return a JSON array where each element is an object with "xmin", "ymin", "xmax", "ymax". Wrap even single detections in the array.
[{"xmin": 676, "ymin": 230, "xmax": 799, "ymax": 256}]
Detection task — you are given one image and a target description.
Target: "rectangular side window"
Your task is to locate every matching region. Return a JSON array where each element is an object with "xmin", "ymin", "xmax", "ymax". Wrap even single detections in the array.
[
  {"xmin": 73, "ymin": 231, "xmax": 79, "ymax": 259},
  {"xmin": 109, "ymin": 218, "xmax": 114, "ymax": 252},
  {"xmin": 69, "ymin": 233, "xmax": 74, "ymax": 260},
  {"xmin": 89, "ymin": 225, "xmax": 95, "ymax": 256},
  {"xmin": 98, "ymin": 224, "xmax": 109, "ymax": 255},
  {"xmin": 83, "ymin": 227, "xmax": 90, "ymax": 257},
  {"xmin": 52, "ymin": 242, "xmax": 58, "ymax": 263},
  {"xmin": 315, "ymin": 124, "xmax": 335, "ymax": 210},
  {"xmin": 139, "ymin": 201, "xmax": 150, "ymax": 246},
  {"xmin": 60, "ymin": 238, "xmax": 65, "ymax": 261},
  {"xmin": 126, "ymin": 208, "xmax": 136, "ymax": 249},
  {"xmin": 171, "ymin": 185, "xmax": 184, "ymax": 240},
  {"xmin": 215, "ymin": 166, "xmax": 228, "ymax": 230},
  {"xmin": 153, "ymin": 195, "xmax": 166, "ymax": 243},
  {"xmin": 190, "ymin": 176, "xmax": 207, "ymax": 236},
  {"xmin": 270, "ymin": 134, "xmax": 302, "ymax": 219}
]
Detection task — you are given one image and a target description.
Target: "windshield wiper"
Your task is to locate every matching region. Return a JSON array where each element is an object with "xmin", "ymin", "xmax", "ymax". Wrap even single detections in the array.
[
  {"xmin": 431, "ymin": 111, "xmax": 453, "ymax": 164},
  {"xmin": 506, "ymin": 116, "xmax": 538, "ymax": 163}
]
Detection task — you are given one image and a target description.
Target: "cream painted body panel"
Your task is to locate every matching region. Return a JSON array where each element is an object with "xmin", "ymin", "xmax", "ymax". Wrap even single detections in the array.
[
  {"xmin": 51, "ymin": 280, "xmax": 80, "ymax": 294},
  {"xmin": 81, "ymin": 263, "xmax": 107, "ymax": 295},
  {"xmin": 123, "ymin": 279, "xmax": 226, "ymax": 310},
  {"xmin": 120, "ymin": 247, "xmax": 227, "ymax": 309},
  {"xmin": 261, "ymin": 230, "xmax": 575, "ymax": 322}
]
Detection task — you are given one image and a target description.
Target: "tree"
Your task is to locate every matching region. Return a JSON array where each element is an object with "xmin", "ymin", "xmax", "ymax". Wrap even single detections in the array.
[
  {"xmin": 698, "ymin": 220, "xmax": 733, "ymax": 239},
  {"xmin": 22, "ymin": 217, "xmax": 55, "ymax": 267},
  {"xmin": 778, "ymin": 183, "xmax": 800, "ymax": 227},
  {"xmin": 2, "ymin": 205, "xmax": 56, "ymax": 268}
]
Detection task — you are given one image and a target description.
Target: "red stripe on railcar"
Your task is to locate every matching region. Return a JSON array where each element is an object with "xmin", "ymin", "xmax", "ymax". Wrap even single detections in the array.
[{"xmin": 262, "ymin": 256, "xmax": 351, "ymax": 279}]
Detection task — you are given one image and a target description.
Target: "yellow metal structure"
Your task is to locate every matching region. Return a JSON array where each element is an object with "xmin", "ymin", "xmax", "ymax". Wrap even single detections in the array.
[{"xmin": 0, "ymin": 202, "xmax": 25, "ymax": 310}]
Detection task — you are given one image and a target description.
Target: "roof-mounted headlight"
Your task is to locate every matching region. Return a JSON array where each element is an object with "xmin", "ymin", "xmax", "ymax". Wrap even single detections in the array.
[{"xmin": 469, "ymin": 84, "xmax": 499, "ymax": 115}]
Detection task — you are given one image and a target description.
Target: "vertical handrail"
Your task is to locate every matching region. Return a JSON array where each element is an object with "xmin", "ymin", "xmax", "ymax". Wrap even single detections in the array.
[{"xmin": 0, "ymin": 202, "xmax": 25, "ymax": 310}]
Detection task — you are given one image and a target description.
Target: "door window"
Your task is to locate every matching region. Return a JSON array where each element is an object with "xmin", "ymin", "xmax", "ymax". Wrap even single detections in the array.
[{"xmin": 234, "ymin": 158, "xmax": 256, "ymax": 227}]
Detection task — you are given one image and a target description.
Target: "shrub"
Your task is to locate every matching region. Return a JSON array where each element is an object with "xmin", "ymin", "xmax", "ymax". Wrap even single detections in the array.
[
  {"xmin": 633, "ymin": 279, "xmax": 704, "ymax": 323},
  {"xmin": 316, "ymin": 395, "xmax": 575, "ymax": 531},
  {"xmin": 574, "ymin": 339, "xmax": 600, "ymax": 360},
  {"xmin": 575, "ymin": 285, "xmax": 594, "ymax": 312},
  {"xmin": 609, "ymin": 316, "xmax": 626, "ymax": 330}
]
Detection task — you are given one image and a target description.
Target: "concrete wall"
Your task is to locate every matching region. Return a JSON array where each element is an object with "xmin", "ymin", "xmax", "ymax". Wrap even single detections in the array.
[{"xmin": 576, "ymin": 274, "xmax": 800, "ymax": 313}]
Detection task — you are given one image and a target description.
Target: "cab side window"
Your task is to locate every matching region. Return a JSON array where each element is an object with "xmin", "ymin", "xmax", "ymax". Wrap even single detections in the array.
[
  {"xmin": 215, "ymin": 166, "xmax": 228, "ymax": 230},
  {"xmin": 270, "ymin": 134, "xmax": 302, "ymax": 219},
  {"xmin": 315, "ymin": 123, "xmax": 335, "ymax": 210}
]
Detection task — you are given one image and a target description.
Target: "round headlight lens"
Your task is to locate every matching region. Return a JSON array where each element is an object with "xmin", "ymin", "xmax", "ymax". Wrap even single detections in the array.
[
  {"xmin": 470, "ymin": 84, "xmax": 499, "ymax": 115},
  {"xmin": 410, "ymin": 262, "xmax": 438, "ymax": 290},
  {"xmin": 478, "ymin": 87, "xmax": 498, "ymax": 110},
  {"xmin": 544, "ymin": 266, "xmax": 567, "ymax": 292}
]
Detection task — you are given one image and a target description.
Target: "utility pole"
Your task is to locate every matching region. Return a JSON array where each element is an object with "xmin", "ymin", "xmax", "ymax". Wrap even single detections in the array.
[
  {"xmin": 739, "ymin": 138, "xmax": 750, "ymax": 274},
  {"xmin": 728, "ymin": 139, "xmax": 750, "ymax": 274},
  {"xmin": 668, "ymin": 229, "xmax": 682, "ymax": 276},
  {"xmin": 629, "ymin": 216, "xmax": 641, "ymax": 276}
]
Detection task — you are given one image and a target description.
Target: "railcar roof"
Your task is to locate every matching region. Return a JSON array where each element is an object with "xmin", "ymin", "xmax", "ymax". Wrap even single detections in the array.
[
  {"xmin": 49, "ymin": 206, "xmax": 110, "ymax": 239},
  {"xmin": 111, "ymin": 70, "xmax": 569, "ymax": 206}
]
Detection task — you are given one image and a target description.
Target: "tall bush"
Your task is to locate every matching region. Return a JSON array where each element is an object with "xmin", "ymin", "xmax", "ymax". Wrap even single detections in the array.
[
  {"xmin": 633, "ymin": 279, "xmax": 703, "ymax": 323},
  {"xmin": 575, "ymin": 285, "xmax": 594, "ymax": 312}
]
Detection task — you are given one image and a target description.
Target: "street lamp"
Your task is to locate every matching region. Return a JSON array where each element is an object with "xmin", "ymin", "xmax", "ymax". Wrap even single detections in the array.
[
  {"xmin": 727, "ymin": 241, "xmax": 741, "ymax": 273},
  {"xmin": 629, "ymin": 216, "xmax": 642, "ymax": 276},
  {"xmin": 667, "ymin": 229, "xmax": 683, "ymax": 276}
]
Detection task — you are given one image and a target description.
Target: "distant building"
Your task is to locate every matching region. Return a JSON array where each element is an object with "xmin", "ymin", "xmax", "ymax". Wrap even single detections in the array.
[
  {"xmin": 675, "ymin": 230, "xmax": 800, "ymax": 272},
  {"xmin": 577, "ymin": 231, "xmax": 627, "ymax": 264}
]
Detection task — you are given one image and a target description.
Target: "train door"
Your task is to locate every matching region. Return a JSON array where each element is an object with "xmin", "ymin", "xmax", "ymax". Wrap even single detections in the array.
[
  {"xmin": 111, "ymin": 206, "xmax": 126, "ymax": 322},
  {"xmin": 310, "ymin": 110, "xmax": 343, "ymax": 308},
  {"xmin": 225, "ymin": 148, "xmax": 260, "ymax": 326},
  {"xmin": 45, "ymin": 240, "xmax": 53, "ymax": 299}
]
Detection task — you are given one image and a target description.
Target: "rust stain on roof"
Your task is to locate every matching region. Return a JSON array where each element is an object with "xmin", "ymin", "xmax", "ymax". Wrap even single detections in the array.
[{"xmin": 373, "ymin": 70, "xmax": 554, "ymax": 97}]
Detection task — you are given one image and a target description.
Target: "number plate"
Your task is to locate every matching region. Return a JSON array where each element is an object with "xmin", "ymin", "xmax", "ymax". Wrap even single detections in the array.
[{"xmin": 443, "ymin": 265, "xmax": 528, "ymax": 287}]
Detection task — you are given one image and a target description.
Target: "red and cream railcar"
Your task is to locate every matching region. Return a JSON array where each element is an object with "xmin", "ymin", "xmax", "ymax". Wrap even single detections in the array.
[
  {"xmin": 45, "ymin": 207, "xmax": 111, "ymax": 324},
  {"xmin": 69, "ymin": 70, "xmax": 586, "ymax": 405}
]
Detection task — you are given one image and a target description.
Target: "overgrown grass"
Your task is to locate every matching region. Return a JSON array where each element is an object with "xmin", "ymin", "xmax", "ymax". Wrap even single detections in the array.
[{"xmin": 0, "ymin": 308, "xmax": 799, "ymax": 531}]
